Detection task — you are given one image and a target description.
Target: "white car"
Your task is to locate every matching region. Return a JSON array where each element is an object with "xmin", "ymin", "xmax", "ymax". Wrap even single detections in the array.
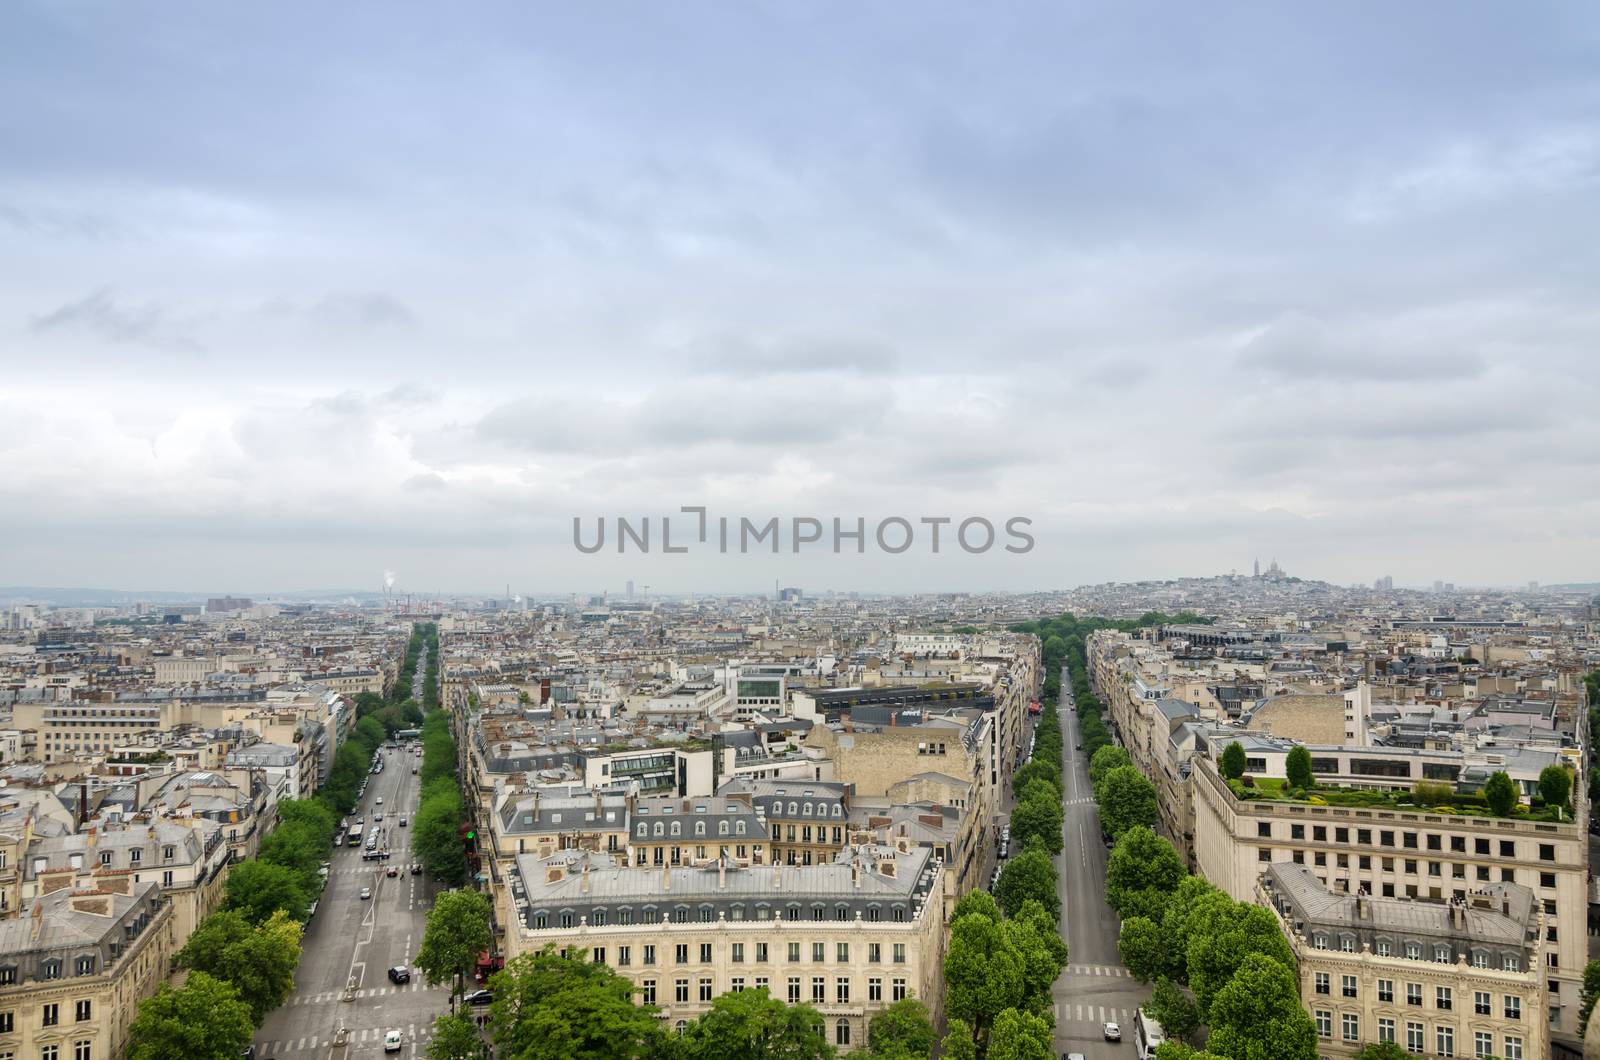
[
  {"xmin": 376, "ymin": 797, "xmax": 384, "ymax": 805},
  {"xmin": 1103, "ymin": 1021, "xmax": 1121, "ymax": 1041},
  {"xmin": 384, "ymin": 1029, "xmax": 403, "ymax": 1052},
  {"xmin": 359, "ymin": 887, "xmax": 372, "ymax": 900}
]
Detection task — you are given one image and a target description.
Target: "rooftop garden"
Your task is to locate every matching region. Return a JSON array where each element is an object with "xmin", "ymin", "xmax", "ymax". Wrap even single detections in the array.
[{"xmin": 1218, "ymin": 743, "xmax": 1574, "ymax": 823}]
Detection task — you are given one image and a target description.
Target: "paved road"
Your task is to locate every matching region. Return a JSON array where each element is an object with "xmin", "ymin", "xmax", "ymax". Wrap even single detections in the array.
[
  {"xmin": 254, "ymin": 740, "xmax": 452, "ymax": 1059},
  {"xmin": 1053, "ymin": 671, "xmax": 1150, "ymax": 1058}
]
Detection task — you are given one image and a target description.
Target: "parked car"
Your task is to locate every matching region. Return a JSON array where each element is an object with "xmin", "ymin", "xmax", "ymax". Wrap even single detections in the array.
[
  {"xmin": 384, "ymin": 1029, "xmax": 403, "ymax": 1053},
  {"xmin": 463, "ymin": 988, "xmax": 494, "ymax": 1006},
  {"xmin": 359, "ymin": 887, "xmax": 372, "ymax": 900},
  {"xmin": 1102, "ymin": 1022, "xmax": 1121, "ymax": 1042},
  {"xmin": 388, "ymin": 966, "xmax": 410, "ymax": 984}
]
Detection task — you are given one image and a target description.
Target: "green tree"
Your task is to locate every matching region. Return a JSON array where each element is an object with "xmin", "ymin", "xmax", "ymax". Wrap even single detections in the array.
[
  {"xmin": 1002, "ymin": 902, "xmax": 1069, "ymax": 1015},
  {"xmin": 127, "ymin": 971, "xmax": 255, "ymax": 1060},
  {"xmin": 1118, "ymin": 916, "xmax": 1170, "ymax": 982},
  {"xmin": 940, "ymin": 1019, "xmax": 979, "ymax": 1060},
  {"xmin": 865, "ymin": 997, "xmax": 934, "ymax": 1059},
  {"xmin": 1097, "ymin": 765, "xmax": 1158, "ymax": 839},
  {"xmin": 1539, "ymin": 764, "xmax": 1572, "ymax": 813},
  {"xmin": 1206, "ymin": 954, "xmax": 1318, "ymax": 1060},
  {"xmin": 1008, "ymin": 787, "xmax": 1063, "ymax": 857},
  {"xmin": 1219, "ymin": 741, "xmax": 1246, "ymax": 780},
  {"xmin": 951, "ymin": 888, "xmax": 1002, "ymax": 923},
  {"xmin": 943, "ymin": 912, "xmax": 1025, "ymax": 1044},
  {"xmin": 1146, "ymin": 977, "xmax": 1200, "ymax": 1044},
  {"xmin": 1580, "ymin": 957, "xmax": 1600, "ymax": 1027},
  {"xmin": 1285, "ymin": 745, "xmax": 1314, "ymax": 790},
  {"xmin": 1185, "ymin": 901, "xmax": 1295, "ymax": 1018},
  {"xmin": 985, "ymin": 1008, "xmax": 1052, "ymax": 1060},
  {"xmin": 355, "ymin": 714, "xmax": 387, "ymax": 752},
  {"xmin": 489, "ymin": 946, "xmax": 665, "ymax": 1060},
  {"xmin": 414, "ymin": 780, "xmax": 468, "ymax": 883},
  {"xmin": 428, "ymin": 1013, "xmax": 485, "ymax": 1060},
  {"xmin": 1105, "ymin": 827, "xmax": 1184, "ymax": 921},
  {"xmin": 177, "ymin": 909, "xmax": 302, "ymax": 1024},
  {"xmin": 1089, "ymin": 745, "xmax": 1133, "ymax": 791},
  {"xmin": 680, "ymin": 987, "xmax": 834, "ymax": 1059},
  {"xmin": 995, "ymin": 846, "xmax": 1058, "ymax": 920},
  {"xmin": 1352, "ymin": 1044, "xmax": 1411, "ymax": 1060},
  {"xmin": 1012, "ymin": 759, "xmax": 1061, "ymax": 799},
  {"xmin": 1154, "ymin": 1045, "xmax": 1228, "ymax": 1060},
  {"xmin": 222, "ymin": 859, "xmax": 308, "ymax": 925},
  {"xmin": 1484, "ymin": 770, "xmax": 1518, "ymax": 816},
  {"xmin": 417, "ymin": 889, "xmax": 493, "ymax": 1006},
  {"xmin": 1158, "ymin": 876, "xmax": 1227, "ymax": 983}
]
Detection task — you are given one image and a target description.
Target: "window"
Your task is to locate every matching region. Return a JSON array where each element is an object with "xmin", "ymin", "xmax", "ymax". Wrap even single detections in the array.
[
  {"xmin": 893, "ymin": 943, "xmax": 905, "ymax": 963},
  {"xmin": 644, "ymin": 944, "xmax": 656, "ymax": 966},
  {"xmin": 731, "ymin": 943, "xmax": 744, "ymax": 964},
  {"xmin": 1378, "ymin": 979, "xmax": 1394, "ymax": 1003},
  {"xmin": 0, "ymin": 1012, "xmax": 10, "ymax": 1033},
  {"xmin": 1503, "ymin": 1035, "xmax": 1523, "ymax": 1060},
  {"xmin": 868, "ymin": 943, "xmax": 881, "ymax": 963},
  {"xmin": 1342, "ymin": 1013, "xmax": 1359, "ymax": 1042},
  {"xmin": 43, "ymin": 1003, "xmax": 59, "ymax": 1027},
  {"xmin": 1538, "ymin": 843, "xmax": 1554, "ymax": 861},
  {"xmin": 675, "ymin": 979, "xmax": 689, "ymax": 1003},
  {"xmin": 1405, "ymin": 941, "xmax": 1421, "ymax": 960},
  {"xmin": 699, "ymin": 978, "xmax": 712, "ymax": 1002},
  {"xmin": 731, "ymin": 977, "xmax": 745, "ymax": 993},
  {"xmin": 40, "ymin": 1049, "xmax": 58, "ymax": 1060},
  {"xmin": 812, "ymin": 942, "xmax": 825, "ymax": 962},
  {"xmin": 835, "ymin": 1019, "xmax": 850, "ymax": 1047},
  {"xmin": 1377, "ymin": 1017, "xmax": 1395, "ymax": 1043},
  {"xmin": 1436, "ymin": 986, "xmax": 1452, "ymax": 1010},
  {"xmin": 642, "ymin": 980, "xmax": 656, "ymax": 1004},
  {"xmin": 1434, "ymin": 944, "xmax": 1451, "ymax": 963},
  {"xmin": 787, "ymin": 978, "xmax": 800, "ymax": 1004},
  {"xmin": 1315, "ymin": 972, "xmax": 1330, "ymax": 995},
  {"xmin": 1407, "ymin": 983, "xmax": 1422, "ymax": 1006},
  {"xmin": 1504, "ymin": 995, "xmax": 1520, "ymax": 1020},
  {"xmin": 836, "ymin": 943, "xmax": 849, "ymax": 962},
  {"xmin": 1474, "ymin": 991, "xmax": 1490, "ymax": 1015},
  {"xmin": 869, "ymin": 977, "xmax": 882, "ymax": 1002},
  {"xmin": 836, "ymin": 977, "xmax": 850, "ymax": 1003},
  {"xmin": 892, "ymin": 978, "xmax": 907, "ymax": 1001},
  {"xmin": 699, "ymin": 944, "xmax": 712, "ymax": 963},
  {"xmin": 1342, "ymin": 974, "xmax": 1357, "ymax": 998},
  {"xmin": 788, "ymin": 942, "xmax": 801, "ymax": 962},
  {"xmin": 74, "ymin": 1000, "xmax": 91, "ymax": 1022},
  {"xmin": 1503, "ymin": 955, "xmax": 1520, "ymax": 972},
  {"xmin": 1315, "ymin": 1010, "xmax": 1331, "ymax": 1038},
  {"xmin": 756, "ymin": 943, "xmax": 768, "ymax": 962},
  {"xmin": 40, "ymin": 960, "xmax": 61, "ymax": 981},
  {"xmin": 1474, "ymin": 1031, "xmax": 1493, "ymax": 1058},
  {"xmin": 618, "ymin": 946, "xmax": 631, "ymax": 967},
  {"xmin": 1377, "ymin": 940, "xmax": 1392, "ymax": 957},
  {"xmin": 1407, "ymin": 1022, "xmax": 1424, "ymax": 1053},
  {"xmin": 812, "ymin": 977, "xmax": 825, "ymax": 1003},
  {"xmin": 675, "ymin": 944, "xmax": 688, "ymax": 964},
  {"xmin": 74, "ymin": 1045, "xmax": 91, "ymax": 1060},
  {"xmin": 592, "ymin": 947, "xmax": 606, "ymax": 965},
  {"xmin": 1436, "ymin": 1025, "xmax": 1454, "ymax": 1057}
]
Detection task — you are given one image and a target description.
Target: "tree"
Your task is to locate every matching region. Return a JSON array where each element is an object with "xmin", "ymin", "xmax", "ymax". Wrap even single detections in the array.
[
  {"xmin": 1484, "ymin": 770, "xmax": 1519, "ymax": 816},
  {"xmin": 415, "ymin": 780, "xmax": 468, "ymax": 884},
  {"xmin": 1097, "ymin": 765, "xmax": 1158, "ymax": 839},
  {"xmin": 940, "ymin": 1020, "xmax": 979, "ymax": 1060},
  {"xmin": 1002, "ymin": 902, "xmax": 1069, "ymax": 1016},
  {"xmin": 428, "ymin": 1014, "xmax": 485, "ymax": 1060},
  {"xmin": 489, "ymin": 947, "xmax": 665, "ymax": 1060},
  {"xmin": 679, "ymin": 987, "xmax": 834, "ymax": 1059},
  {"xmin": 1012, "ymin": 760, "xmax": 1061, "ymax": 800},
  {"xmin": 1285, "ymin": 745, "xmax": 1314, "ymax": 790},
  {"xmin": 1008, "ymin": 787, "xmax": 1063, "ymax": 857},
  {"xmin": 1205, "ymin": 954, "xmax": 1318, "ymax": 1060},
  {"xmin": 943, "ymin": 912, "xmax": 1025, "ymax": 1044},
  {"xmin": 1580, "ymin": 957, "xmax": 1600, "ymax": 1027},
  {"xmin": 985, "ymin": 1008, "xmax": 1053, "ymax": 1060},
  {"xmin": 1105, "ymin": 827, "xmax": 1184, "ymax": 920},
  {"xmin": 995, "ymin": 846, "xmax": 1058, "ymax": 920},
  {"xmin": 1219, "ymin": 741, "xmax": 1246, "ymax": 780},
  {"xmin": 1145, "ymin": 977, "xmax": 1200, "ymax": 1044},
  {"xmin": 1539, "ymin": 764, "xmax": 1572, "ymax": 813},
  {"xmin": 417, "ymin": 889, "xmax": 493, "ymax": 1006},
  {"xmin": 1118, "ymin": 916, "xmax": 1170, "ymax": 982},
  {"xmin": 177, "ymin": 909, "xmax": 301, "ymax": 1024},
  {"xmin": 1154, "ymin": 1045, "xmax": 1228, "ymax": 1060},
  {"xmin": 127, "ymin": 971, "xmax": 255, "ymax": 1060},
  {"xmin": 223, "ymin": 859, "xmax": 309, "ymax": 925},
  {"xmin": 1185, "ymin": 901, "xmax": 1295, "ymax": 1018},
  {"xmin": 1353, "ymin": 1044, "xmax": 1411, "ymax": 1060},
  {"xmin": 951, "ymin": 888, "xmax": 1001, "ymax": 923},
  {"xmin": 1089, "ymin": 745, "xmax": 1132, "ymax": 790},
  {"xmin": 866, "ymin": 997, "xmax": 934, "ymax": 1059}
]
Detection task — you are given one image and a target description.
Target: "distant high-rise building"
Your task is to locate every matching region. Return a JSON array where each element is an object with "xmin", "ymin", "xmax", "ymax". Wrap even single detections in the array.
[
  {"xmin": 1253, "ymin": 558, "xmax": 1260, "ymax": 578},
  {"xmin": 205, "ymin": 596, "xmax": 252, "ymax": 613},
  {"xmin": 1433, "ymin": 580, "xmax": 1444, "ymax": 593},
  {"xmin": 1373, "ymin": 576, "xmax": 1393, "ymax": 591},
  {"xmin": 1528, "ymin": 581, "xmax": 1539, "ymax": 592},
  {"xmin": 626, "ymin": 580, "xmax": 635, "ymax": 599}
]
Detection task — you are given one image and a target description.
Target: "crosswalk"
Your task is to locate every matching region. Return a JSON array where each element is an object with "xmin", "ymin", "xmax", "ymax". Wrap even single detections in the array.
[
  {"xmin": 284, "ymin": 981, "xmax": 438, "ymax": 1006},
  {"xmin": 1064, "ymin": 797, "xmax": 1095, "ymax": 807},
  {"xmin": 257, "ymin": 1023, "xmax": 437, "ymax": 1054},
  {"xmin": 1054, "ymin": 1001, "xmax": 1136, "ymax": 1025},
  {"xmin": 1064, "ymin": 963, "xmax": 1131, "ymax": 978}
]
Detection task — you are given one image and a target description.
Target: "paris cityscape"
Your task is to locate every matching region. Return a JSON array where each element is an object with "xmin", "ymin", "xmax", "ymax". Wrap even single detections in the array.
[{"xmin": 3, "ymin": 3, "xmax": 1598, "ymax": 1060}]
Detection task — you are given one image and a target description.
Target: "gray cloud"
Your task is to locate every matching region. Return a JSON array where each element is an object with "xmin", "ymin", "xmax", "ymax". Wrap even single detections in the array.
[
  {"xmin": 1236, "ymin": 312, "xmax": 1487, "ymax": 382},
  {"xmin": 28, "ymin": 288, "xmax": 201, "ymax": 353}
]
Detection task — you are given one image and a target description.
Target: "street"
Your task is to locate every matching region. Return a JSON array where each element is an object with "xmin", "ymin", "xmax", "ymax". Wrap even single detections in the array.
[
  {"xmin": 253, "ymin": 740, "xmax": 453, "ymax": 1059},
  {"xmin": 1052, "ymin": 669, "xmax": 1150, "ymax": 1058}
]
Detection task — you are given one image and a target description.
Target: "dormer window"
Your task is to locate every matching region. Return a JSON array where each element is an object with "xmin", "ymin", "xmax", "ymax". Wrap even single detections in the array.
[
  {"xmin": 129, "ymin": 850, "xmax": 141, "ymax": 865},
  {"xmin": 1313, "ymin": 933, "xmax": 1329, "ymax": 950},
  {"xmin": 99, "ymin": 852, "xmax": 113, "ymax": 867},
  {"xmin": 74, "ymin": 955, "xmax": 95, "ymax": 975},
  {"xmin": 41, "ymin": 959, "xmax": 62, "ymax": 980},
  {"xmin": 1405, "ymin": 941, "xmax": 1421, "ymax": 960}
]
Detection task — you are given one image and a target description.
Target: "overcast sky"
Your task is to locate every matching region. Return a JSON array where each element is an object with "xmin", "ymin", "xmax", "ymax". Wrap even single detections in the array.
[{"xmin": 2, "ymin": 2, "xmax": 1597, "ymax": 596}]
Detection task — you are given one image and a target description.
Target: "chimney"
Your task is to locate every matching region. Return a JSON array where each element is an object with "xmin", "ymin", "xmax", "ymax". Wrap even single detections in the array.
[
  {"xmin": 29, "ymin": 902, "xmax": 43, "ymax": 943},
  {"xmin": 851, "ymin": 861, "xmax": 860, "ymax": 889},
  {"xmin": 78, "ymin": 782, "xmax": 89, "ymax": 828},
  {"xmin": 662, "ymin": 859, "xmax": 671, "ymax": 891},
  {"xmin": 718, "ymin": 858, "xmax": 727, "ymax": 890},
  {"xmin": 581, "ymin": 860, "xmax": 590, "ymax": 894}
]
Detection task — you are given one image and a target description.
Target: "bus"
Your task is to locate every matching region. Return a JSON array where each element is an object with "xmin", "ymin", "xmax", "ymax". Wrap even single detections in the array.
[
  {"xmin": 1133, "ymin": 1007, "xmax": 1165, "ymax": 1060},
  {"xmin": 347, "ymin": 824, "xmax": 363, "ymax": 847}
]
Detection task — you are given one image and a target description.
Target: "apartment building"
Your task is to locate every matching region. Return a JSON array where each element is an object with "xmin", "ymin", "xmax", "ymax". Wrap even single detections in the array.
[
  {"xmin": 1260, "ymin": 864, "xmax": 1550, "ymax": 1060},
  {"xmin": 721, "ymin": 781, "xmax": 849, "ymax": 867},
  {"xmin": 0, "ymin": 882, "xmax": 176, "ymax": 1060},
  {"xmin": 1192, "ymin": 757, "xmax": 1587, "ymax": 1046},
  {"xmin": 503, "ymin": 842, "xmax": 945, "ymax": 1052}
]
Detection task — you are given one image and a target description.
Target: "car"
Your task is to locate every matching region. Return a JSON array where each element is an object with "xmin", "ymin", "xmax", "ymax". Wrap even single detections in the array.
[
  {"xmin": 359, "ymin": 887, "xmax": 372, "ymax": 900},
  {"xmin": 376, "ymin": 797, "xmax": 384, "ymax": 805},
  {"xmin": 1063, "ymin": 1054, "xmax": 1086, "ymax": 1060},
  {"xmin": 386, "ymin": 865, "xmax": 399, "ymax": 877},
  {"xmin": 463, "ymin": 988, "xmax": 493, "ymax": 1006},
  {"xmin": 1102, "ymin": 1022, "xmax": 1121, "ymax": 1042},
  {"xmin": 411, "ymin": 862, "xmax": 423, "ymax": 875},
  {"xmin": 388, "ymin": 966, "xmax": 411, "ymax": 984},
  {"xmin": 399, "ymin": 816, "xmax": 408, "ymax": 827},
  {"xmin": 384, "ymin": 1029, "xmax": 403, "ymax": 1052},
  {"xmin": 1075, "ymin": 743, "xmax": 1083, "ymax": 751},
  {"xmin": 411, "ymin": 766, "xmax": 417, "ymax": 774},
  {"xmin": 374, "ymin": 813, "xmax": 384, "ymax": 822}
]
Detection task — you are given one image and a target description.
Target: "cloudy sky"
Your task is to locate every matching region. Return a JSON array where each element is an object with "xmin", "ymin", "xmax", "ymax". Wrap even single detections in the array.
[{"xmin": 2, "ymin": 2, "xmax": 1597, "ymax": 595}]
